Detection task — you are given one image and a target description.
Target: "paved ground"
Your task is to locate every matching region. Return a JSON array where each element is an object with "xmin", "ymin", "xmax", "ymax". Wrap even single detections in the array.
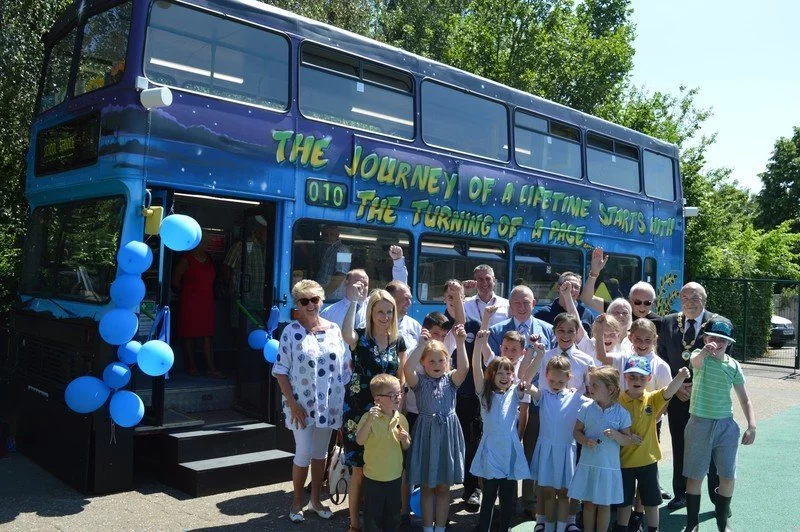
[{"xmin": 2, "ymin": 365, "xmax": 800, "ymax": 531}]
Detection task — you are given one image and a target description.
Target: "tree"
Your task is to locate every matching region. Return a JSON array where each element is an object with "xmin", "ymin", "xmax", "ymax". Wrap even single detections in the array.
[
  {"xmin": 0, "ymin": 0, "xmax": 73, "ymax": 322},
  {"xmin": 756, "ymin": 127, "xmax": 800, "ymax": 233},
  {"xmin": 441, "ymin": 0, "xmax": 635, "ymax": 114}
]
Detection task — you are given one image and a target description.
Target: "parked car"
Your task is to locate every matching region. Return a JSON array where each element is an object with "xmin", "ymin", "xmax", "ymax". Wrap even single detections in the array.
[{"xmin": 769, "ymin": 315, "xmax": 796, "ymax": 348}]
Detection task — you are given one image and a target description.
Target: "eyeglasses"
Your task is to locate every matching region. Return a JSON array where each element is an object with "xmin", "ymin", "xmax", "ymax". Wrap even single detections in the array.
[
  {"xmin": 632, "ymin": 300, "xmax": 653, "ymax": 306},
  {"xmin": 297, "ymin": 296, "xmax": 321, "ymax": 306},
  {"xmin": 377, "ymin": 392, "xmax": 402, "ymax": 400},
  {"xmin": 681, "ymin": 295, "xmax": 703, "ymax": 302}
]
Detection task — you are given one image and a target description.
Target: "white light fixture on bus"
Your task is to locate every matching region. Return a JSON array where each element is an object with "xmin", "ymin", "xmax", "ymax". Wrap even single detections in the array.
[
  {"xmin": 136, "ymin": 76, "xmax": 172, "ymax": 110},
  {"xmin": 423, "ymin": 242, "xmax": 455, "ymax": 250},
  {"xmin": 150, "ymin": 58, "xmax": 243, "ymax": 84},
  {"xmin": 174, "ymin": 192, "xmax": 259, "ymax": 205},
  {"xmin": 398, "ymin": 239, "xmax": 409, "ymax": 245},
  {"xmin": 470, "ymin": 246, "xmax": 503, "ymax": 254},
  {"xmin": 340, "ymin": 233, "xmax": 378, "ymax": 242},
  {"xmin": 683, "ymin": 206, "xmax": 700, "ymax": 217},
  {"xmin": 351, "ymin": 107, "xmax": 413, "ymax": 126}
]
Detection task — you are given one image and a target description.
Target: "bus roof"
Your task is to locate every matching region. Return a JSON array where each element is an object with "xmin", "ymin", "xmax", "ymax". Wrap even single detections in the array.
[{"xmin": 49, "ymin": 0, "xmax": 677, "ymax": 157}]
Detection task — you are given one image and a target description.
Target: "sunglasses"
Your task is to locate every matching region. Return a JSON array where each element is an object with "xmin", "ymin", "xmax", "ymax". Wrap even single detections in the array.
[
  {"xmin": 297, "ymin": 296, "xmax": 321, "ymax": 306},
  {"xmin": 632, "ymin": 299, "xmax": 653, "ymax": 306},
  {"xmin": 377, "ymin": 392, "xmax": 402, "ymax": 400}
]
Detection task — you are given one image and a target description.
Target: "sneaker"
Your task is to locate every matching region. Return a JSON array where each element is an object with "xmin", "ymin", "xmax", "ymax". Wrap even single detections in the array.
[
  {"xmin": 466, "ymin": 488, "xmax": 482, "ymax": 511},
  {"xmin": 667, "ymin": 495, "xmax": 687, "ymax": 510},
  {"xmin": 660, "ymin": 485, "xmax": 672, "ymax": 500}
]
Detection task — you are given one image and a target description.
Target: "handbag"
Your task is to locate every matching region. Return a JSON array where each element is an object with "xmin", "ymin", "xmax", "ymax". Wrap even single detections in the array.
[{"xmin": 327, "ymin": 430, "xmax": 351, "ymax": 505}]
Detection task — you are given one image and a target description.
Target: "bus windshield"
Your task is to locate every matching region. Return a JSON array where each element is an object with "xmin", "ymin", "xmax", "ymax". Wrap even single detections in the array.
[{"xmin": 20, "ymin": 197, "xmax": 125, "ymax": 304}]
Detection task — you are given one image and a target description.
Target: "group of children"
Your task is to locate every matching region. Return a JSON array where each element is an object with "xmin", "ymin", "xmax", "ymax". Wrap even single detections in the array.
[{"xmin": 353, "ymin": 310, "xmax": 755, "ymax": 532}]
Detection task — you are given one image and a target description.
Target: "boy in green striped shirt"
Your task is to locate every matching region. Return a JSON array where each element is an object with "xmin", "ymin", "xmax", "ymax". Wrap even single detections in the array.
[{"xmin": 684, "ymin": 316, "xmax": 756, "ymax": 532}]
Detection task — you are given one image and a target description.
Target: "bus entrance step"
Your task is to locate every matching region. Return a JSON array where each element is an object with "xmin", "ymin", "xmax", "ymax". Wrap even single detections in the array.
[
  {"xmin": 163, "ymin": 422, "xmax": 277, "ymax": 463},
  {"xmin": 171, "ymin": 449, "xmax": 295, "ymax": 496}
]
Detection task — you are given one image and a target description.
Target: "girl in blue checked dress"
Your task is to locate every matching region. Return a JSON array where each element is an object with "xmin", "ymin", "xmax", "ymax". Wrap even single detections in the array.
[
  {"xmin": 470, "ymin": 330, "xmax": 533, "ymax": 532},
  {"xmin": 404, "ymin": 325, "xmax": 469, "ymax": 532},
  {"xmin": 523, "ymin": 355, "xmax": 583, "ymax": 532},
  {"xmin": 568, "ymin": 367, "xmax": 633, "ymax": 532}
]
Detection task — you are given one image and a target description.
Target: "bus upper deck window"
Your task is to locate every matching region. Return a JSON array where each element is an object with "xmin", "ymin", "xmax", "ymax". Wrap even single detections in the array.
[
  {"xmin": 587, "ymin": 133, "xmax": 640, "ymax": 192},
  {"xmin": 39, "ymin": 27, "xmax": 77, "ymax": 113},
  {"xmin": 514, "ymin": 110, "xmax": 581, "ymax": 179},
  {"xmin": 75, "ymin": 2, "xmax": 132, "ymax": 96},
  {"xmin": 644, "ymin": 150, "xmax": 676, "ymax": 200},
  {"xmin": 299, "ymin": 44, "xmax": 414, "ymax": 140},
  {"xmin": 145, "ymin": 1, "xmax": 290, "ymax": 110}
]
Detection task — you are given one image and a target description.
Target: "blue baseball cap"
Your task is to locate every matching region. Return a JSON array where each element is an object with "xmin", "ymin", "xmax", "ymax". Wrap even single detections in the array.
[
  {"xmin": 623, "ymin": 356, "xmax": 652, "ymax": 376},
  {"xmin": 702, "ymin": 316, "xmax": 736, "ymax": 344}
]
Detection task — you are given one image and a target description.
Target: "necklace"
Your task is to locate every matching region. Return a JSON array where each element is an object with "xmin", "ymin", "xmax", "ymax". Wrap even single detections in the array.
[{"xmin": 676, "ymin": 312, "xmax": 715, "ymax": 360}]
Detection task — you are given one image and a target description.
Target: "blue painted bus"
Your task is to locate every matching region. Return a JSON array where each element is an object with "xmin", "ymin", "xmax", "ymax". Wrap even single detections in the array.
[{"xmin": 12, "ymin": 0, "xmax": 686, "ymax": 493}]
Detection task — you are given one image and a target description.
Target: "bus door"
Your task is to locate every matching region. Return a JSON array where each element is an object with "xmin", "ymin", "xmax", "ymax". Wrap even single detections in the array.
[{"xmin": 233, "ymin": 206, "xmax": 276, "ymax": 419}]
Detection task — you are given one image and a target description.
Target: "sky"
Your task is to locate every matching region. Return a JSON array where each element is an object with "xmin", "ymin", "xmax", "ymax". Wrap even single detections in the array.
[{"xmin": 629, "ymin": 0, "xmax": 800, "ymax": 192}]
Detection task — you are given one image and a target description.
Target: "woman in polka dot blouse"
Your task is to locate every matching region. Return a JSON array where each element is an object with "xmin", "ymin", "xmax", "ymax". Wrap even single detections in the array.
[{"xmin": 273, "ymin": 279, "xmax": 352, "ymax": 523}]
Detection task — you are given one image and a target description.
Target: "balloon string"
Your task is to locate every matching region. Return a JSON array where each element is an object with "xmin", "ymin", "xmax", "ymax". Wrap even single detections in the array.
[
  {"xmin": 110, "ymin": 421, "xmax": 117, "ymax": 445},
  {"xmin": 235, "ymin": 300, "xmax": 261, "ymax": 327}
]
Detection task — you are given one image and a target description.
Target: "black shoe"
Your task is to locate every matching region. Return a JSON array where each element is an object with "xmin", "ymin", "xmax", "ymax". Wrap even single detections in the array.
[
  {"xmin": 667, "ymin": 495, "xmax": 686, "ymax": 510},
  {"xmin": 628, "ymin": 511, "xmax": 644, "ymax": 532},
  {"xmin": 660, "ymin": 485, "xmax": 672, "ymax": 500}
]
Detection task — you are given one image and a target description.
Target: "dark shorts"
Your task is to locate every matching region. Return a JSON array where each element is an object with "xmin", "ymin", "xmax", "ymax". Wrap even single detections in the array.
[{"xmin": 621, "ymin": 462, "xmax": 661, "ymax": 507}]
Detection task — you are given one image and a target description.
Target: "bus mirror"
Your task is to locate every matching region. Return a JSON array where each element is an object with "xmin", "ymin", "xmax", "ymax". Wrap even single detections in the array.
[
  {"xmin": 683, "ymin": 206, "xmax": 700, "ymax": 218},
  {"xmin": 143, "ymin": 206, "xmax": 164, "ymax": 235}
]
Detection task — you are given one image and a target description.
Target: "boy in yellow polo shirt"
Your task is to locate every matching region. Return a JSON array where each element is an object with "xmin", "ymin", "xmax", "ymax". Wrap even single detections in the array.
[
  {"xmin": 356, "ymin": 374, "xmax": 411, "ymax": 532},
  {"xmin": 614, "ymin": 357, "xmax": 690, "ymax": 532}
]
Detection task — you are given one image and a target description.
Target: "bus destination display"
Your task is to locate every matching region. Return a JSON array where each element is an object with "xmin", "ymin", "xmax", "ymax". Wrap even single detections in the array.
[
  {"xmin": 35, "ymin": 113, "xmax": 101, "ymax": 177},
  {"xmin": 305, "ymin": 178, "xmax": 347, "ymax": 209}
]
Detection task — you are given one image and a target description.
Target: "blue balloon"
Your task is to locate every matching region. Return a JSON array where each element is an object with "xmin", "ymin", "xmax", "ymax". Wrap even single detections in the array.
[
  {"xmin": 110, "ymin": 274, "xmax": 145, "ymax": 308},
  {"xmin": 65, "ymin": 376, "xmax": 110, "ymax": 414},
  {"xmin": 118, "ymin": 341, "xmax": 142, "ymax": 365},
  {"xmin": 109, "ymin": 390, "xmax": 144, "ymax": 428},
  {"xmin": 117, "ymin": 241, "xmax": 153, "ymax": 275},
  {"xmin": 248, "ymin": 329, "xmax": 268, "ymax": 350},
  {"xmin": 410, "ymin": 487, "xmax": 421, "ymax": 516},
  {"xmin": 99, "ymin": 308, "xmax": 139, "ymax": 345},
  {"xmin": 103, "ymin": 362, "xmax": 131, "ymax": 390},
  {"xmin": 263, "ymin": 338, "xmax": 279, "ymax": 363},
  {"xmin": 137, "ymin": 339, "xmax": 174, "ymax": 377},
  {"xmin": 160, "ymin": 214, "xmax": 202, "ymax": 252}
]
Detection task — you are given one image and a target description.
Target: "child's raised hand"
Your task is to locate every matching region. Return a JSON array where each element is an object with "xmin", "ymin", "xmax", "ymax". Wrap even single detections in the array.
[
  {"xmin": 528, "ymin": 333, "xmax": 545, "ymax": 353},
  {"xmin": 368, "ymin": 405, "xmax": 382, "ymax": 419},
  {"xmin": 462, "ymin": 279, "xmax": 477, "ymax": 291},
  {"xmin": 453, "ymin": 324, "xmax": 467, "ymax": 342},
  {"xmin": 418, "ymin": 328, "xmax": 431, "ymax": 347},
  {"xmin": 485, "ymin": 304, "xmax": 499, "ymax": 317},
  {"xmin": 476, "ymin": 329, "xmax": 490, "ymax": 339},
  {"xmin": 677, "ymin": 366, "xmax": 691, "ymax": 381}
]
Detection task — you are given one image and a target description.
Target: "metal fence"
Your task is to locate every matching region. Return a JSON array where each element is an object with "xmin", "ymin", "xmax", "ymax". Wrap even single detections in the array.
[{"xmin": 696, "ymin": 278, "xmax": 799, "ymax": 370}]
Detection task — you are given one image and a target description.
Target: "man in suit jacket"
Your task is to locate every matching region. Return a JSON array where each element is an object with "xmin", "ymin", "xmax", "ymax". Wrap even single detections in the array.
[{"xmin": 657, "ymin": 281, "xmax": 720, "ymax": 510}]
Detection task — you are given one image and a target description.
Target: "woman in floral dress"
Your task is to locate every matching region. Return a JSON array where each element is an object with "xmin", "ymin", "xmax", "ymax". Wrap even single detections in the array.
[{"xmin": 342, "ymin": 286, "xmax": 406, "ymax": 532}]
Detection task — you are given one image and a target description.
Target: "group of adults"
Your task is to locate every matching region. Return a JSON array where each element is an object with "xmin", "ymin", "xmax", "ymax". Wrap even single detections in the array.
[{"xmin": 271, "ymin": 243, "xmax": 716, "ymax": 526}]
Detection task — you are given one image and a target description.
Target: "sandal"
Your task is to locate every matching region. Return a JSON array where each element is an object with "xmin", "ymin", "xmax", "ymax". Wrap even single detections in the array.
[
  {"xmin": 565, "ymin": 524, "xmax": 581, "ymax": 532},
  {"xmin": 289, "ymin": 509, "xmax": 305, "ymax": 523},
  {"xmin": 534, "ymin": 524, "xmax": 545, "ymax": 532},
  {"xmin": 308, "ymin": 504, "xmax": 333, "ymax": 520}
]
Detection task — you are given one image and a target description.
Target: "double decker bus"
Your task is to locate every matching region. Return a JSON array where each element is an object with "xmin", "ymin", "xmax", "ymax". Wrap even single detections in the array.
[{"xmin": 12, "ymin": 0, "xmax": 686, "ymax": 493}]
